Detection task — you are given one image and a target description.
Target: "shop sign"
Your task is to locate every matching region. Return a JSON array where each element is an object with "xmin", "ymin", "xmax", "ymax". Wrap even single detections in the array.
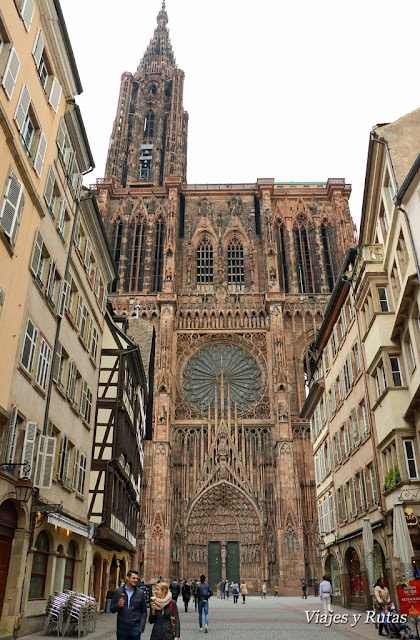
[{"xmin": 397, "ymin": 581, "xmax": 420, "ymax": 616}]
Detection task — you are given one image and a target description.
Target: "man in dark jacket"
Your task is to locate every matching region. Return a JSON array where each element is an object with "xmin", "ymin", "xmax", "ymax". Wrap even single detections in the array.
[
  {"xmin": 195, "ymin": 574, "xmax": 212, "ymax": 633},
  {"xmin": 111, "ymin": 570, "xmax": 147, "ymax": 640},
  {"xmin": 170, "ymin": 578, "xmax": 181, "ymax": 602}
]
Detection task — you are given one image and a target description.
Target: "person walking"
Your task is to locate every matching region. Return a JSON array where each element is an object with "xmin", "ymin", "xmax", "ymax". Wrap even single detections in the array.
[
  {"xmin": 261, "ymin": 581, "xmax": 267, "ymax": 599},
  {"xmin": 195, "ymin": 574, "xmax": 212, "ymax": 633},
  {"xmin": 301, "ymin": 579, "xmax": 308, "ymax": 599},
  {"xmin": 220, "ymin": 580, "xmax": 226, "ymax": 600},
  {"xmin": 181, "ymin": 579, "xmax": 191, "ymax": 612},
  {"xmin": 216, "ymin": 581, "xmax": 221, "ymax": 598},
  {"xmin": 274, "ymin": 583, "xmax": 279, "ymax": 597},
  {"xmin": 169, "ymin": 578, "xmax": 180, "ymax": 603},
  {"xmin": 226, "ymin": 581, "xmax": 230, "ymax": 599},
  {"xmin": 240, "ymin": 581, "xmax": 248, "ymax": 604},
  {"xmin": 313, "ymin": 579, "xmax": 319, "ymax": 597},
  {"xmin": 110, "ymin": 570, "xmax": 147, "ymax": 640},
  {"xmin": 190, "ymin": 579, "xmax": 197, "ymax": 611},
  {"xmin": 319, "ymin": 575, "xmax": 333, "ymax": 615},
  {"xmin": 374, "ymin": 577, "xmax": 390, "ymax": 636},
  {"xmin": 231, "ymin": 581, "xmax": 239, "ymax": 604},
  {"xmin": 149, "ymin": 582, "xmax": 180, "ymax": 640}
]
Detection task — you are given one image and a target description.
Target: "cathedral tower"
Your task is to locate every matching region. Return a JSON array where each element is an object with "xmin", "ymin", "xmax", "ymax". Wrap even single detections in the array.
[
  {"xmin": 93, "ymin": 3, "xmax": 356, "ymax": 592},
  {"xmin": 105, "ymin": 2, "xmax": 188, "ymax": 187}
]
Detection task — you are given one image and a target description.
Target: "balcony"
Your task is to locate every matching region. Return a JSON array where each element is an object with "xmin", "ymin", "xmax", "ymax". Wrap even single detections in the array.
[{"xmin": 353, "ymin": 244, "xmax": 384, "ymax": 289}]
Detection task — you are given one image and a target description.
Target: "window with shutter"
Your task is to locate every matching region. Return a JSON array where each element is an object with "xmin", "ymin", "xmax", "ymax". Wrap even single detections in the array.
[
  {"xmin": 56, "ymin": 198, "xmax": 67, "ymax": 240},
  {"xmin": 351, "ymin": 407, "xmax": 360, "ymax": 446},
  {"xmin": 323, "ymin": 345, "xmax": 330, "ymax": 371},
  {"xmin": 331, "ymin": 381, "xmax": 336, "ymax": 413},
  {"xmin": 32, "ymin": 28, "xmax": 44, "ymax": 67},
  {"xmin": 33, "ymin": 132, "xmax": 47, "ymax": 177},
  {"xmin": 46, "ymin": 260, "xmax": 56, "ymax": 305},
  {"xmin": 48, "ymin": 77, "xmax": 62, "ymax": 112},
  {"xmin": 369, "ymin": 465, "xmax": 378, "ymax": 505},
  {"xmin": 44, "ymin": 166, "xmax": 55, "ymax": 211},
  {"xmin": 2, "ymin": 47, "xmax": 20, "ymax": 99},
  {"xmin": 14, "ymin": 84, "xmax": 31, "ymax": 133},
  {"xmin": 35, "ymin": 337, "xmax": 51, "ymax": 389},
  {"xmin": 75, "ymin": 296, "xmax": 83, "ymax": 331},
  {"xmin": 343, "ymin": 421, "xmax": 350, "ymax": 456},
  {"xmin": 30, "ymin": 229, "xmax": 45, "ymax": 284},
  {"xmin": 57, "ymin": 434, "xmax": 68, "ymax": 481},
  {"xmin": 358, "ymin": 472, "xmax": 366, "ymax": 512},
  {"xmin": 349, "ymin": 477, "xmax": 357, "ymax": 516},
  {"xmin": 56, "ymin": 118, "xmax": 66, "ymax": 155},
  {"xmin": 41, "ymin": 436, "xmax": 56, "ymax": 489},
  {"xmin": 78, "ymin": 454, "xmax": 86, "ymax": 494},
  {"xmin": 320, "ymin": 448, "xmax": 326, "ymax": 480},
  {"xmin": 323, "ymin": 499, "xmax": 329, "ymax": 533},
  {"xmin": 20, "ymin": 0, "xmax": 35, "ymax": 31},
  {"xmin": 80, "ymin": 380, "xmax": 87, "ymax": 418},
  {"xmin": 326, "ymin": 439, "xmax": 332, "ymax": 472},
  {"xmin": 21, "ymin": 317, "xmax": 38, "ymax": 372},
  {"xmin": 315, "ymin": 455, "xmax": 320, "ymax": 485},
  {"xmin": 341, "ymin": 485, "xmax": 348, "ymax": 521},
  {"xmin": 72, "ymin": 449, "xmax": 80, "ymax": 490},
  {"xmin": 80, "ymin": 305, "xmax": 88, "ymax": 340},
  {"xmin": 347, "ymin": 352, "xmax": 354, "ymax": 385},
  {"xmin": 57, "ymin": 280, "xmax": 70, "ymax": 318},
  {"xmin": 52, "ymin": 343, "xmax": 62, "ymax": 384},
  {"xmin": 20, "ymin": 421, "xmax": 37, "ymax": 477},
  {"xmin": 33, "ymin": 434, "xmax": 45, "ymax": 487},
  {"xmin": 3, "ymin": 406, "xmax": 18, "ymax": 465},
  {"xmin": 0, "ymin": 172, "xmax": 24, "ymax": 244},
  {"xmin": 328, "ymin": 494, "xmax": 335, "ymax": 530},
  {"xmin": 335, "ymin": 432, "xmax": 342, "ymax": 464},
  {"xmin": 361, "ymin": 400, "xmax": 370, "ymax": 435},
  {"xmin": 361, "ymin": 468, "xmax": 369, "ymax": 510},
  {"xmin": 318, "ymin": 503, "xmax": 324, "ymax": 535},
  {"xmin": 338, "ymin": 371, "xmax": 344, "ymax": 402},
  {"xmin": 94, "ymin": 269, "xmax": 101, "ymax": 299}
]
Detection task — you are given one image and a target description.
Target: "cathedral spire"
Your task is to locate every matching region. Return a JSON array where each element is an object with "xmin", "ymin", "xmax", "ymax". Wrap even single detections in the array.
[{"xmin": 138, "ymin": 0, "xmax": 174, "ymax": 73}]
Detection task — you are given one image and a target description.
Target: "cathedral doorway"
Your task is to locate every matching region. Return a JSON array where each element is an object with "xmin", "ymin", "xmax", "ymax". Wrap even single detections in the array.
[
  {"xmin": 226, "ymin": 542, "xmax": 240, "ymax": 583},
  {"xmin": 207, "ymin": 543, "xmax": 221, "ymax": 591}
]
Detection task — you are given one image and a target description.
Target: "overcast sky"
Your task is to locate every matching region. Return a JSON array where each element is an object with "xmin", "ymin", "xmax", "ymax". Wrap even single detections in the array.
[{"xmin": 61, "ymin": 0, "xmax": 419, "ymax": 229}]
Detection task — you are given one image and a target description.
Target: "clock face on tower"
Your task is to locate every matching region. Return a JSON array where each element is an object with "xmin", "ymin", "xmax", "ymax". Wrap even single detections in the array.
[{"xmin": 182, "ymin": 343, "xmax": 263, "ymax": 415}]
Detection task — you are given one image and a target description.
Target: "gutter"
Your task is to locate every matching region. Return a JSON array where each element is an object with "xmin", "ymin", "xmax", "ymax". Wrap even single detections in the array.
[
  {"xmin": 53, "ymin": 0, "xmax": 83, "ymax": 95},
  {"xmin": 74, "ymin": 105, "xmax": 95, "ymax": 173}
]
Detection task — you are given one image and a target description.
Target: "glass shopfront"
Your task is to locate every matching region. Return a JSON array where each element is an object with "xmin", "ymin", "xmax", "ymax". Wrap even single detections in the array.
[
  {"xmin": 373, "ymin": 541, "xmax": 386, "ymax": 584},
  {"xmin": 346, "ymin": 547, "xmax": 363, "ymax": 597}
]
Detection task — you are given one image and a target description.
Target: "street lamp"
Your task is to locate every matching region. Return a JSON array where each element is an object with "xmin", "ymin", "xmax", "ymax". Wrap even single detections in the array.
[{"xmin": 15, "ymin": 478, "xmax": 33, "ymax": 503}]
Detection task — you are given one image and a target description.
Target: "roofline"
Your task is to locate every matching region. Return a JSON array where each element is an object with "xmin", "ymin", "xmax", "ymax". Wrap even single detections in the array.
[
  {"xmin": 53, "ymin": 0, "xmax": 83, "ymax": 95},
  {"xmin": 314, "ymin": 246, "xmax": 358, "ymax": 352},
  {"xmin": 396, "ymin": 153, "xmax": 420, "ymax": 202},
  {"xmin": 74, "ymin": 104, "xmax": 95, "ymax": 172}
]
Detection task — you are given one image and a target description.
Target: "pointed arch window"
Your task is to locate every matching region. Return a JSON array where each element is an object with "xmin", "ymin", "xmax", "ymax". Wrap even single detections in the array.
[
  {"xmin": 111, "ymin": 220, "xmax": 124, "ymax": 292},
  {"xmin": 294, "ymin": 227, "xmax": 314, "ymax": 293},
  {"xmin": 144, "ymin": 110, "xmax": 154, "ymax": 139},
  {"xmin": 152, "ymin": 217, "xmax": 165, "ymax": 292},
  {"xmin": 321, "ymin": 224, "xmax": 335, "ymax": 292},
  {"xmin": 228, "ymin": 237, "xmax": 244, "ymax": 285},
  {"xmin": 276, "ymin": 224, "xmax": 289, "ymax": 293},
  {"xmin": 126, "ymin": 218, "xmax": 146, "ymax": 292},
  {"xmin": 196, "ymin": 237, "xmax": 213, "ymax": 284}
]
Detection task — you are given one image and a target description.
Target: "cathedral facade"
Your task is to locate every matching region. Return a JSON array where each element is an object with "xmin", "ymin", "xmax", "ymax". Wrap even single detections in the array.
[{"xmin": 92, "ymin": 3, "xmax": 355, "ymax": 592}]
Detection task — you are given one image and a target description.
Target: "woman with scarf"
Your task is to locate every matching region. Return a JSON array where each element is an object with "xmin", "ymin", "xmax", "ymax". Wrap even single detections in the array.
[{"xmin": 149, "ymin": 582, "xmax": 180, "ymax": 640}]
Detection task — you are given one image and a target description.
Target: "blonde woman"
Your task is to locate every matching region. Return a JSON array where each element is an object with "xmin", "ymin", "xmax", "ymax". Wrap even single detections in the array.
[
  {"xmin": 240, "ymin": 581, "xmax": 248, "ymax": 604},
  {"xmin": 149, "ymin": 582, "xmax": 180, "ymax": 640}
]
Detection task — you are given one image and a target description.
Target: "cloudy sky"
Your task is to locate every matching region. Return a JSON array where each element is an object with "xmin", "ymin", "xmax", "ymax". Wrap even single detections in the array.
[{"xmin": 61, "ymin": 0, "xmax": 419, "ymax": 229}]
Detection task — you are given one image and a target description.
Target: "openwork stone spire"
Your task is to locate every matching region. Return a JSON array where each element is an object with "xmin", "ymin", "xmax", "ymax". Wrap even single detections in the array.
[{"xmin": 139, "ymin": 1, "xmax": 176, "ymax": 75}]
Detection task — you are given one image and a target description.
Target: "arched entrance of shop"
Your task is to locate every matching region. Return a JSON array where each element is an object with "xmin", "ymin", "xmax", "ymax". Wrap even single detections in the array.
[
  {"xmin": 324, "ymin": 553, "xmax": 340, "ymax": 598},
  {"xmin": 0, "ymin": 500, "xmax": 17, "ymax": 613},
  {"xmin": 345, "ymin": 547, "xmax": 363, "ymax": 606}
]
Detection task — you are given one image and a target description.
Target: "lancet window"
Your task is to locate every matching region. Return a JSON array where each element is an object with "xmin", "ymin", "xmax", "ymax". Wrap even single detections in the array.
[
  {"xmin": 321, "ymin": 224, "xmax": 335, "ymax": 292},
  {"xmin": 126, "ymin": 219, "xmax": 146, "ymax": 292},
  {"xmin": 152, "ymin": 218, "xmax": 165, "ymax": 292},
  {"xmin": 111, "ymin": 221, "xmax": 124, "ymax": 292},
  {"xmin": 144, "ymin": 110, "xmax": 155, "ymax": 139},
  {"xmin": 276, "ymin": 224, "xmax": 289, "ymax": 293},
  {"xmin": 196, "ymin": 237, "xmax": 213, "ymax": 284},
  {"xmin": 227, "ymin": 237, "xmax": 244, "ymax": 285},
  {"xmin": 294, "ymin": 227, "xmax": 314, "ymax": 293}
]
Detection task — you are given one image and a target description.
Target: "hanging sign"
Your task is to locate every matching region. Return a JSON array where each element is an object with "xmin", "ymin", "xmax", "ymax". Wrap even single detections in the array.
[{"xmin": 397, "ymin": 581, "xmax": 420, "ymax": 616}]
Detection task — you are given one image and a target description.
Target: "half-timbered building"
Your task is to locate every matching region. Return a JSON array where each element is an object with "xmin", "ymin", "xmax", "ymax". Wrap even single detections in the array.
[{"xmin": 88, "ymin": 311, "xmax": 152, "ymax": 608}]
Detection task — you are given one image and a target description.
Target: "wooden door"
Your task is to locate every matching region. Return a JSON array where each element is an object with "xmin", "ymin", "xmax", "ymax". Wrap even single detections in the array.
[
  {"xmin": 0, "ymin": 536, "xmax": 12, "ymax": 613},
  {"xmin": 208, "ymin": 542, "xmax": 222, "ymax": 592},
  {"xmin": 226, "ymin": 542, "xmax": 240, "ymax": 583}
]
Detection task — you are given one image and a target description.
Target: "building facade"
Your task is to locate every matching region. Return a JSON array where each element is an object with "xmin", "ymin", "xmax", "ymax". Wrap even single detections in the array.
[
  {"xmin": 301, "ymin": 248, "xmax": 386, "ymax": 610},
  {"xmin": 88, "ymin": 311, "xmax": 152, "ymax": 609},
  {"xmin": 93, "ymin": 4, "xmax": 356, "ymax": 592},
  {"xmin": 0, "ymin": 1, "xmax": 115, "ymax": 636},
  {"xmin": 352, "ymin": 110, "xmax": 420, "ymax": 592}
]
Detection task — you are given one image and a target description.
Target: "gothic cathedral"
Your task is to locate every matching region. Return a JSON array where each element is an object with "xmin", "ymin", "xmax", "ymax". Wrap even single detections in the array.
[{"xmin": 93, "ymin": 3, "xmax": 355, "ymax": 592}]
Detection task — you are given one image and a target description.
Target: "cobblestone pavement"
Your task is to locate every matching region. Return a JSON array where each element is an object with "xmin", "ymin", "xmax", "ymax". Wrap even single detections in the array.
[{"xmin": 19, "ymin": 595, "xmax": 417, "ymax": 640}]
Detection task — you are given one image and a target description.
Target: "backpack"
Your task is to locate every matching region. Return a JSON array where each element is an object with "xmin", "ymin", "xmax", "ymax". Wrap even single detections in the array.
[{"xmin": 198, "ymin": 583, "xmax": 212, "ymax": 600}]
